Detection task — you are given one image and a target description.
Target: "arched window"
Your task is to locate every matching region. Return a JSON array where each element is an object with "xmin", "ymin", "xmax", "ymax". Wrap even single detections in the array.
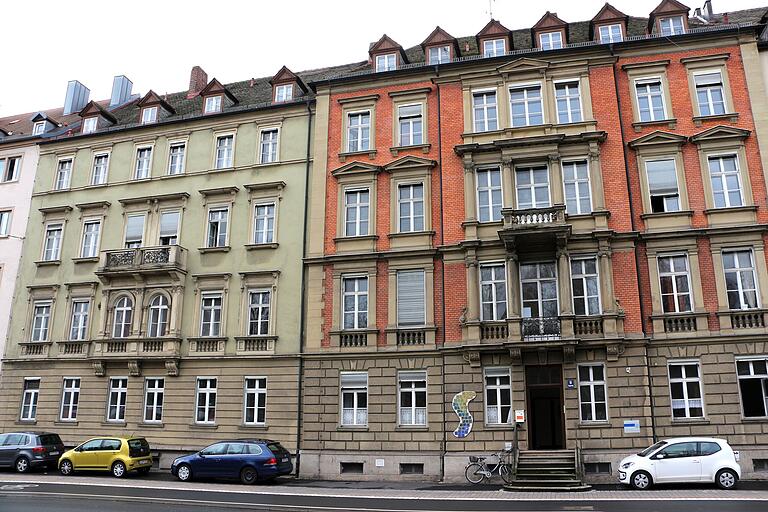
[
  {"xmin": 112, "ymin": 296, "xmax": 133, "ymax": 338},
  {"xmin": 148, "ymin": 295, "xmax": 169, "ymax": 337}
]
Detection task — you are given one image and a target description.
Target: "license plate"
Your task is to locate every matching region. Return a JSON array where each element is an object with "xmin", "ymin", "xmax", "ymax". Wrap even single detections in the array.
[
  {"xmin": 49, "ymin": 452, "xmax": 59, "ymax": 456},
  {"xmin": 282, "ymin": 457, "xmax": 289, "ymax": 463},
  {"xmin": 139, "ymin": 460, "xmax": 150, "ymax": 465}
]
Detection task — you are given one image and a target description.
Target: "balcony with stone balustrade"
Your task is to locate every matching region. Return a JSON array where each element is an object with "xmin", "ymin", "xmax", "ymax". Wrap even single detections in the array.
[{"xmin": 96, "ymin": 245, "xmax": 187, "ymax": 280}]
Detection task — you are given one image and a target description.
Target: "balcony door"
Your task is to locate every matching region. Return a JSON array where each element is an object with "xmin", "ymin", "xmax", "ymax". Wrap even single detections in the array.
[{"xmin": 520, "ymin": 262, "xmax": 559, "ymax": 338}]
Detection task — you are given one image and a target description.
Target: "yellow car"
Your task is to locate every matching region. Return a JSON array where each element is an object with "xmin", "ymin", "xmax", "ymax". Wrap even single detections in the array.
[{"xmin": 59, "ymin": 437, "xmax": 153, "ymax": 478}]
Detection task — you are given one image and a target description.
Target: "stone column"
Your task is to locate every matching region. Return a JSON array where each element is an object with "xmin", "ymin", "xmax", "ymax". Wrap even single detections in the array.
[
  {"xmin": 501, "ymin": 157, "xmax": 514, "ymax": 209},
  {"xmin": 557, "ymin": 243, "xmax": 573, "ymax": 316},
  {"xmin": 597, "ymin": 242, "xmax": 614, "ymax": 313},
  {"xmin": 549, "ymin": 154, "xmax": 564, "ymax": 206},
  {"xmin": 506, "ymin": 246, "xmax": 522, "ymax": 340},
  {"xmin": 465, "ymin": 254, "xmax": 480, "ymax": 323},
  {"xmin": 463, "ymin": 159, "xmax": 477, "ymax": 240}
]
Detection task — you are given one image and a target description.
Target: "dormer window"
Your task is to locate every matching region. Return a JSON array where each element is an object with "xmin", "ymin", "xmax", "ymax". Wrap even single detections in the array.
[
  {"xmin": 483, "ymin": 39, "xmax": 506, "ymax": 57},
  {"xmin": 375, "ymin": 54, "xmax": 396, "ymax": 72},
  {"xmin": 275, "ymin": 84, "xmax": 293, "ymax": 102},
  {"xmin": 599, "ymin": 24, "xmax": 623, "ymax": 43},
  {"xmin": 204, "ymin": 95, "xmax": 222, "ymax": 114},
  {"xmin": 82, "ymin": 117, "xmax": 98, "ymax": 134},
  {"xmin": 659, "ymin": 16, "xmax": 685, "ymax": 35},
  {"xmin": 33, "ymin": 121, "xmax": 46, "ymax": 135},
  {"xmin": 428, "ymin": 46, "xmax": 450, "ymax": 64},
  {"xmin": 141, "ymin": 106, "xmax": 158, "ymax": 125},
  {"xmin": 539, "ymin": 31, "xmax": 563, "ymax": 50}
]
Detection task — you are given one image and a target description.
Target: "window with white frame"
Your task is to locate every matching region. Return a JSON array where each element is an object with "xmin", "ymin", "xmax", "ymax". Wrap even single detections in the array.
[
  {"xmin": 695, "ymin": 71, "xmax": 726, "ymax": 116},
  {"xmin": 668, "ymin": 361, "xmax": 704, "ymax": 418},
  {"xmin": 69, "ymin": 300, "xmax": 90, "ymax": 341},
  {"xmin": 148, "ymin": 294, "xmax": 169, "ymax": 337},
  {"xmin": 195, "ymin": 378, "xmax": 217, "ymax": 424},
  {"xmin": 275, "ymin": 84, "xmax": 293, "ymax": 102},
  {"xmin": 91, "ymin": 154, "xmax": 109, "ymax": 185},
  {"xmin": 20, "ymin": 378, "xmax": 40, "ymax": 421},
  {"xmin": 247, "ymin": 290, "xmax": 270, "ymax": 336},
  {"xmin": 59, "ymin": 378, "xmax": 80, "ymax": 421},
  {"xmin": 107, "ymin": 377, "xmax": 128, "ymax": 422},
  {"xmin": 31, "ymin": 301, "xmax": 51, "ymax": 341},
  {"xmin": 646, "ymin": 159, "xmax": 680, "ymax": 213},
  {"xmin": 480, "ymin": 263, "xmax": 507, "ymax": 321},
  {"xmin": 398, "ymin": 104, "xmax": 423, "ymax": 146},
  {"xmin": 659, "ymin": 16, "xmax": 685, "ymax": 36},
  {"xmin": 658, "ymin": 254, "xmax": 692, "ymax": 313},
  {"xmin": 33, "ymin": 121, "xmax": 46, "ymax": 135},
  {"xmin": 244, "ymin": 377, "xmax": 267, "ymax": 425},
  {"xmin": 483, "ymin": 38, "xmax": 505, "ymax": 57},
  {"xmin": 0, "ymin": 210, "xmax": 11, "ymax": 236},
  {"xmin": 599, "ymin": 24, "xmax": 623, "ymax": 43},
  {"xmin": 484, "ymin": 367, "xmax": 512, "ymax": 424},
  {"xmin": 509, "ymin": 84, "xmax": 543, "ymax": 127},
  {"xmin": 204, "ymin": 95, "xmax": 222, "ymax": 114},
  {"xmin": 539, "ymin": 31, "xmax": 563, "ymax": 50},
  {"xmin": 578, "ymin": 364, "xmax": 607, "ymax": 421},
  {"xmin": 399, "ymin": 371, "xmax": 427, "ymax": 426},
  {"xmin": 737, "ymin": 358, "xmax": 768, "ymax": 418},
  {"xmin": 340, "ymin": 372, "xmax": 368, "ymax": 426},
  {"xmin": 555, "ymin": 81, "xmax": 582, "ymax": 124},
  {"xmin": 398, "ymin": 183, "xmax": 424, "ymax": 233},
  {"xmin": 82, "ymin": 117, "xmax": 97, "ymax": 134},
  {"xmin": 428, "ymin": 45, "xmax": 450, "ymax": 64},
  {"xmin": 708, "ymin": 154, "xmax": 742, "ymax": 208},
  {"xmin": 168, "ymin": 142, "xmax": 186, "ymax": 175},
  {"xmin": 42, "ymin": 223, "xmax": 63, "ymax": 261},
  {"xmin": 206, "ymin": 207, "xmax": 229, "ymax": 247},
  {"xmin": 144, "ymin": 378, "xmax": 164, "ymax": 423},
  {"xmin": 80, "ymin": 219, "xmax": 101, "ymax": 258},
  {"xmin": 141, "ymin": 106, "xmax": 158, "ymax": 124},
  {"xmin": 347, "ymin": 112, "xmax": 370, "ymax": 152},
  {"xmin": 344, "ymin": 189, "xmax": 369, "ymax": 237},
  {"xmin": 473, "ymin": 91, "xmax": 498, "ymax": 132},
  {"xmin": 476, "ymin": 167, "xmax": 503, "ymax": 222},
  {"xmin": 516, "ymin": 166, "xmax": 550, "ymax": 209},
  {"xmin": 253, "ymin": 203, "xmax": 275, "ymax": 244},
  {"xmin": 375, "ymin": 53, "xmax": 396, "ymax": 72},
  {"xmin": 571, "ymin": 257, "xmax": 600, "ymax": 316},
  {"xmin": 342, "ymin": 276, "xmax": 368, "ymax": 330},
  {"xmin": 159, "ymin": 210, "xmax": 180, "ymax": 245},
  {"xmin": 397, "ymin": 270, "xmax": 426, "ymax": 327},
  {"xmin": 1, "ymin": 156, "xmax": 21, "ymax": 182},
  {"xmin": 112, "ymin": 296, "xmax": 133, "ymax": 338},
  {"xmin": 563, "ymin": 160, "xmax": 591, "ymax": 214},
  {"xmin": 55, "ymin": 159, "xmax": 72, "ymax": 190},
  {"xmin": 260, "ymin": 129, "xmax": 279, "ymax": 164},
  {"xmin": 124, "ymin": 214, "xmax": 145, "ymax": 248},
  {"xmin": 520, "ymin": 262, "xmax": 558, "ymax": 319},
  {"xmin": 200, "ymin": 293, "xmax": 222, "ymax": 337},
  {"xmin": 134, "ymin": 147, "xmax": 152, "ymax": 179},
  {"xmin": 215, "ymin": 135, "xmax": 234, "ymax": 169},
  {"xmin": 635, "ymin": 79, "xmax": 666, "ymax": 122},
  {"xmin": 723, "ymin": 250, "xmax": 759, "ymax": 310}
]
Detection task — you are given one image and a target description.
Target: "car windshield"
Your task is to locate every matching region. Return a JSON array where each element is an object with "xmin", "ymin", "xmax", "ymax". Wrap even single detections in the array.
[{"xmin": 638, "ymin": 441, "xmax": 667, "ymax": 457}]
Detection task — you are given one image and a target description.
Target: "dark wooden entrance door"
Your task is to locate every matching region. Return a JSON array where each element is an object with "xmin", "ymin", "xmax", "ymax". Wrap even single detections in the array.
[{"xmin": 526, "ymin": 365, "xmax": 564, "ymax": 450}]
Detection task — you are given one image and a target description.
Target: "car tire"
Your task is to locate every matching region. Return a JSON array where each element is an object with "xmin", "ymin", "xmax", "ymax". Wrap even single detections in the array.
[
  {"xmin": 630, "ymin": 470, "xmax": 653, "ymax": 490},
  {"xmin": 137, "ymin": 467, "xmax": 151, "ymax": 475},
  {"xmin": 112, "ymin": 461, "xmax": 127, "ymax": 478},
  {"xmin": 176, "ymin": 464, "xmax": 192, "ymax": 482},
  {"xmin": 14, "ymin": 457, "xmax": 30, "ymax": 474},
  {"xmin": 716, "ymin": 468, "xmax": 738, "ymax": 490},
  {"xmin": 60, "ymin": 460, "xmax": 74, "ymax": 476},
  {"xmin": 240, "ymin": 466, "xmax": 258, "ymax": 485}
]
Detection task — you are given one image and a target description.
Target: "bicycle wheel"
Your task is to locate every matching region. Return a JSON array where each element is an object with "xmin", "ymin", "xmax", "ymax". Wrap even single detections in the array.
[
  {"xmin": 465, "ymin": 463, "xmax": 486, "ymax": 484},
  {"xmin": 500, "ymin": 464, "xmax": 515, "ymax": 484}
]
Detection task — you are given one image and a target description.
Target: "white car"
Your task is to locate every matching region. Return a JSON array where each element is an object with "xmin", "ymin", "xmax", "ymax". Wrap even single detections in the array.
[{"xmin": 618, "ymin": 437, "xmax": 741, "ymax": 490}]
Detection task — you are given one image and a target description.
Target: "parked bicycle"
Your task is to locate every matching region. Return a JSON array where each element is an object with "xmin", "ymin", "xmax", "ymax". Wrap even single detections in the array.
[{"xmin": 464, "ymin": 449, "xmax": 514, "ymax": 484}]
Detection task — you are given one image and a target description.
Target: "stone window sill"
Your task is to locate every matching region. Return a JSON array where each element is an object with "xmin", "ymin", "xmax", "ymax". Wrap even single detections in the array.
[
  {"xmin": 693, "ymin": 112, "xmax": 739, "ymax": 126},
  {"xmin": 189, "ymin": 423, "xmax": 218, "ymax": 430},
  {"xmin": 14, "ymin": 420, "xmax": 37, "ymax": 426},
  {"xmin": 338, "ymin": 149, "xmax": 377, "ymax": 162},
  {"xmin": 388, "ymin": 230, "xmax": 435, "ymax": 239},
  {"xmin": 395, "ymin": 425, "xmax": 429, "ymax": 431},
  {"xmin": 198, "ymin": 246, "xmax": 230, "ymax": 254},
  {"xmin": 671, "ymin": 417, "xmax": 709, "ymax": 424},
  {"xmin": 54, "ymin": 420, "xmax": 79, "ymax": 426},
  {"xmin": 740, "ymin": 417, "xmax": 768, "ymax": 423},
  {"xmin": 238, "ymin": 424, "xmax": 269, "ymax": 430},
  {"xmin": 337, "ymin": 425, "xmax": 368, "ymax": 431},
  {"xmin": 389, "ymin": 144, "xmax": 431, "ymax": 157},
  {"xmin": 72, "ymin": 257, "xmax": 99, "ymax": 264},
  {"xmin": 703, "ymin": 205, "xmax": 757, "ymax": 215},
  {"xmin": 640, "ymin": 210, "xmax": 693, "ymax": 220},
  {"xmin": 138, "ymin": 422, "xmax": 165, "ymax": 428},
  {"xmin": 245, "ymin": 243, "xmax": 279, "ymax": 251},
  {"xmin": 632, "ymin": 118, "xmax": 677, "ymax": 132},
  {"xmin": 101, "ymin": 421, "xmax": 127, "ymax": 427},
  {"xmin": 578, "ymin": 421, "xmax": 611, "ymax": 428},
  {"xmin": 35, "ymin": 260, "xmax": 61, "ymax": 267},
  {"xmin": 333, "ymin": 234, "xmax": 379, "ymax": 243}
]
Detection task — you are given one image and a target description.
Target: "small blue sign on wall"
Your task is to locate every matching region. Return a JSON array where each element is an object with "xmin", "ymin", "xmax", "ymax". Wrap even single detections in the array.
[{"xmin": 623, "ymin": 419, "xmax": 641, "ymax": 433}]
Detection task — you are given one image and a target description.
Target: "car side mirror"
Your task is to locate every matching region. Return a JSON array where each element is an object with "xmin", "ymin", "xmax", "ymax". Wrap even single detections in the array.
[
  {"xmin": 654, "ymin": 453, "xmax": 665, "ymax": 460},
  {"xmin": 75, "ymin": 447, "xmax": 82, "ymax": 452},
  {"xmin": 198, "ymin": 452, "xmax": 205, "ymax": 457}
]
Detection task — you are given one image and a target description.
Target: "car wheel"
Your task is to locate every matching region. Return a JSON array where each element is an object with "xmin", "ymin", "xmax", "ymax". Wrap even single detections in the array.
[
  {"xmin": 112, "ymin": 461, "xmax": 127, "ymax": 478},
  {"xmin": 60, "ymin": 460, "xmax": 74, "ymax": 476},
  {"xmin": 240, "ymin": 466, "xmax": 258, "ymax": 485},
  {"xmin": 716, "ymin": 469, "xmax": 738, "ymax": 490},
  {"xmin": 176, "ymin": 464, "xmax": 192, "ymax": 482},
  {"xmin": 14, "ymin": 457, "xmax": 30, "ymax": 474},
  {"xmin": 630, "ymin": 470, "xmax": 652, "ymax": 490},
  {"xmin": 137, "ymin": 467, "xmax": 151, "ymax": 475}
]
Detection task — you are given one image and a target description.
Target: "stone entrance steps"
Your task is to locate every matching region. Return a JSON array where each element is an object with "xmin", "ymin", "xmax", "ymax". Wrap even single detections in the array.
[{"xmin": 504, "ymin": 450, "xmax": 591, "ymax": 492}]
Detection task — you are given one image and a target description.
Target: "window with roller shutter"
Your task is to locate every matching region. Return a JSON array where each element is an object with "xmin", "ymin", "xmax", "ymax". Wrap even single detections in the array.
[{"xmin": 397, "ymin": 270, "xmax": 426, "ymax": 327}]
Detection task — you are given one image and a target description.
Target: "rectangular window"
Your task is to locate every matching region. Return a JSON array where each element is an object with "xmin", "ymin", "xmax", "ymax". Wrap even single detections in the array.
[
  {"xmin": 342, "ymin": 276, "xmax": 368, "ymax": 330},
  {"xmin": 43, "ymin": 223, "xmax": 63, "ymax": 261},
  {"xmin": 476, "ymin": 168, "xmax": 503, "ymax": 222},
  {"xmin": 91, "ymin": 154, "xmax": 109, "ymax": 185},
  {"xmin": 510, "ymin": 85, "xmax": 543, "ymax": 127},
  {"xmin": 253, "ymin": 203, "xmax": 275, "ymax": 244},
  {"xmin": 275, "ymin": 84, "xmax": 293, "ymax": 102},
  {"xmin": 31, "ymin": 301, "xmax": 51, "ymax": 341},
  {"xmin": 695, "ymin": 71, "xmax": 726, "ymax": 116},
  {"xmin": 399, "ymin": 371, "xmax": 427, "ymax": 426},
  {"xmin": 124, "ymin": 214, "xmax": 145, "ymax": 248},
  {"xmin": 168, "ymin": 143, "xmax": 186, "ymax": 175},
  {"xmin": 708, "ymin": 155, "xmax": 742, "ymax": 208},
  {"xmin": 397, "ymin": 270, "xmax": 426, "ymax": 326},
  {"xmin": 599, "ymin": 24, "xmax": 623, "ymax": 43},
  {"xmin": 204, "ymin": 95, "xmax": 222, "ymax": 114},
  {"xmin": 668, "ymin": 362, "xmax": 704, "ymax": 418},
  {"xmin": 724, "ymin": 250, "xmax": 759, "ymax": 310},
  {"xmin": 135, "ymin": 147, "xmax": 152, "ymax": 179},
  {"xmin": 578, "ymin": 364, "xmax": 607, "ymax": 421},
  {"xmin": 69, "ymin": 300, "xmax": 90, "ymax": 341},
  {"xmin": 1, "ymin": 156, "xmax": 21, "ymax": 182},
  {"xmin": 563, "ymin": 160, "xmax": 591, "ymax": 214},
  {"xmin": 195, "ymin": 377, "xmax": 217, "ymax": 424},
  {"xmin": 80, "ymin": 219, "xmax": 101, "ymax": 258},
  {"xmin": 516, "ymin": 166, "xmax": 550, "ymax": 209},
  {"xmin": 428, "ymin": 45, "xmax": 450, "ymax": 64},
  {"xmin": 520, "ymin": 262, "xmax": 558, "ymax": 319},
  {"xmin": 143, "ymin": 378, "xmax": 164, "ymax": 423},
  {"xmin": 473, "ymin": 91, "xmax": 498, "ymax": 132},
  {"xmin": 82, "ymin": 117, "xmax": 97, "ymax": 134},
  {"xmin": 571, "ymin": 258, "xmax": 601, "ymax": 316},
  {"xmin": 635, "ymin": 79, "xmax": 666, "ymax": 122},
  {"xmin": 375, "ymin": 54, "xmax": 396, "ymax": 72},
  {"xmin": 398, "ymin": 104, "xmax": 423, "ymax": 146},
  {"xmin": 0, "ymin": 210, "xmax": 11, "ymax": 236},
  {"xmin": 33, "ymin": 121, "xmax": 46, "ymax": 135},
  {"xmin": 244, "ymin": 377, "xmax": 267, "ymax": 425},
  {"xmin": 398, "ymin": 183, "xmax": 424, "ymax": 232},
  {"xmin": 215, "ymin": 135, "xmax": 234, "ymax": 169},
  {"xmin": 260, "ymin": 129, "xmax": 279, "ymax": 163},
  {"xmin": 60, "ymin": 378, "xmax": 80, "ymax": 421},
  {"xmin": 200, "ymin": 293, "xmax": 223, "ymax": 337},
  {"xmin": 206, "ymin": 207, "xmax": 229, "ymax": 247},
  {"xmin": 344, "ymin": 189, "xmax": 369, "ymax": 237},
  {"xmin": 555, "ymin": 81, "xmax": 582, "ymax": 124},
  {"xmin": 539, "ymin": 31, "xmax": 563, "ymax": 50},
  {"xmin": 55, "ymin": 159, "xmax": 72, "ymax": 190},
  {"xmin": 247, "ymin": 290, "xmax": 270, "ymax": 336},
  {"xmin": 480, "ymin": 263, "xmax": 507, "ymax": 321},
  {"xmin": 107, "ymin": 377, "xmax": 128, "ymax": 422},
  {"xmin": 483, "ymin": 38, "xmax": 505, "ymax": 57},
  {"xmin": 484, "ymin": 367, "xmax": 512, "ymax": 424},
  {"xmin": 347, "ymin": 112, "xmax": 371, "ymax": 152},
  {"xmin": 658, "ymin": 254, "xmax": 692, "ymax": 313},
  {"xmin": 736, "ymin": 358, "xmax": 768, "ymax": 418},
  {"xmin": 141, "ymin": 107, "xmax": 158, "ymax": 124},
  {"xmin": 340, "ymin": 372, "xmax": 368, "ymax": 426},
  {"xmin": 20, "ymin": 378, "xmax": 40, "ymax": 421},
  {"xmin": 646, "ymin": 159, "xmax": 680, "ymax": 213},
  {"xmin": 660, "ymin": 16, "xmax": 685, "ymax": 36},
  {"xmin": 159, "ymin": 210, "xmax": 180, "ymax": 245}
]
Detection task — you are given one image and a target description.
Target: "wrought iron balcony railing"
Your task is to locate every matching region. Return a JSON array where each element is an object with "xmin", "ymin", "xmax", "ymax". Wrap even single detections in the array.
[
  {"xmin": 98, "ymin": 245, "xmax": 187, "ymax": 274},
  {"xmin": 521, "ymin": 317, "xmax": 562, "ymax": 341}
]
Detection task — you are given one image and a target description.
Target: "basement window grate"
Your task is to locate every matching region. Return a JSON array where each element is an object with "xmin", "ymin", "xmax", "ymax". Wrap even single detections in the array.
[
  {"xmin": 340, "ymin": 462, "xmax": 364, "ymax": 474},
  {"xmin": 584, "ymin": 462, "xmax": 612, "ymax": 474},
  {"xmin": 754, "ymin": 459, "xmax": 768, "ymax": 472},
  {"xmin": 399, "ymin": 463, "xmax": 424, "ymax": 475}
]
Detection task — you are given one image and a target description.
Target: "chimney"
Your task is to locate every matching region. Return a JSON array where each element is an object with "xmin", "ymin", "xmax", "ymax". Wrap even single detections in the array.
[
  {"xmin": 63, "ymin": 80, "xmax": 90, "ymax": 115},
  {"xmin": 110, "ymin": 75, "xmax": 134, "ymax": 107},
  {"xmin": 187, "ymin": 66, "xmax": 208, "ymax": 99},
  {"xmin": 704, "ymin": 0, "xmax": 714, "ymax": 18}
]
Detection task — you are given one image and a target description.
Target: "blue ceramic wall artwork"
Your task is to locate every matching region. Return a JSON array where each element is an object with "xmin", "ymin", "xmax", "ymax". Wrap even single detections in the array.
[{"xmin": 452, "ymin": 390, "xmax": 477, "ymax": 438}]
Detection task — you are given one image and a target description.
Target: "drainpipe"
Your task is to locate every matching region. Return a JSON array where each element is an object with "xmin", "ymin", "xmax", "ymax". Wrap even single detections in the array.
[
  {"xmin": 610, "ymin": 45, "xmax": 657, "ymax": 442},
  {"xmin": 435, "ymin": 68, "xmax": 448, "ymax": 482}
]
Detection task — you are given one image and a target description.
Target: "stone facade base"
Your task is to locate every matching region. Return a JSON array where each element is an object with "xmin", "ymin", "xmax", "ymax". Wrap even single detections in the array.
[{"xmin": 299, "ymin": 450, "xmax": 442, "ymax": 481}]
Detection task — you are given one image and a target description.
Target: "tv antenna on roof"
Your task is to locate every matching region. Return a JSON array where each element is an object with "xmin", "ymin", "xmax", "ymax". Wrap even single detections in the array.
[{"xmin": 488, "ymin": 0, "xmax": 495, "ymax": 18}]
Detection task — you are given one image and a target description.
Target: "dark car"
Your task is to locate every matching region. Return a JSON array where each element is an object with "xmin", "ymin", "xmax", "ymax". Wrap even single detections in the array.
[
  {"xmin": 0, "ymin": 432, "xmax": 65, "ymax": 473},
  {"xmin": 171, "ymin": 439, "xmax": 292, "ymax": 484}
]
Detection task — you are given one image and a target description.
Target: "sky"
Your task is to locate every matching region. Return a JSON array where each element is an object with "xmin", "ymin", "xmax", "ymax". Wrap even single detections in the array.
[{"xmin": 2, "ymin": 0, "xmax": 766, "ymax": 116}]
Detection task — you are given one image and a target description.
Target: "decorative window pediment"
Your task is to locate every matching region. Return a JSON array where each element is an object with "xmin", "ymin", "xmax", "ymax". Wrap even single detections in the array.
[
  {"xmin": 649, "ymin": 0, "xmax": 690, "ymax": 33},
  {"xmin": 383, "ymin": 156, "xmax": 436, "ymax": 173},
  {"xmin": 77, "ymin": 101, "xmax": 116, "ymax": 134},
  {"xmin": 628, "ymin": 130, "xmax": 687, "ymax": 149},
  {"xmin": 690, "ymin": 125, "xmax": 750, "ymax": 144},
  {"xmin": 331, "ymin": 161, "xmax": 382, "ymax": 177},
  {"xmin": 136, "ymin": 90, "xmax": 176, "ymax": 123},
  {"xmin": 590, "ymin": 3, "xmax": 628, "ymax": 40},
  {"xmin": 531, "ymin": 11, "xmax": 568, "ymax": 48},
  {"xmin": 269, "ymin": 66, "xmax": 308, "ymax": 103},
  {"xmin": 198, "ymin": 78, "xmax": 239, "ymax": 112},
  {"xmin": 369, "ymin": 34, "xmax": 408, "ymax": 69},
  {"xmin": 421, "ymin": 26, "xmax": 459, "ymax": 63},
  {"xmin": 495, "ymin": 57, "xmax": 550, "ymax": 76},
  {"xmin": 476, "ymin": 19, "xmax": 512, "ymax": 53},
  {"xmin": 30, "ymin": 112, "xmax": 60, "ymax": 134}
]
